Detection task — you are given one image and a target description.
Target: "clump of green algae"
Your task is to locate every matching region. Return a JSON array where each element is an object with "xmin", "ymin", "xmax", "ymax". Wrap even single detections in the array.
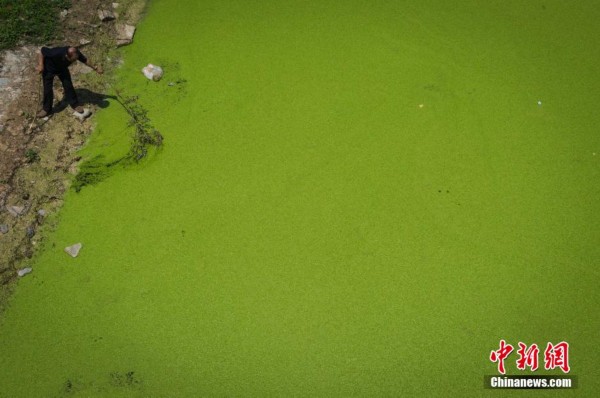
[{"xmin": 72, "ymin": 92, "xmax": 163, "ymax": 192}]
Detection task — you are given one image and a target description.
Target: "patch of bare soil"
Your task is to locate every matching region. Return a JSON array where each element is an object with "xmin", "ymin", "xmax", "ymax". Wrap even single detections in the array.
[{"xmin": 0, "ymin": 0, "xmax": 147, "ymax": 309}]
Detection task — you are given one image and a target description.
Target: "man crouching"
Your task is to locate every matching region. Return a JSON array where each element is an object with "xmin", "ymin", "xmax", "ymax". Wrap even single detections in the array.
[{"xmin": 36, "ymin": 46, "xmax": 103, "ymax": 118}]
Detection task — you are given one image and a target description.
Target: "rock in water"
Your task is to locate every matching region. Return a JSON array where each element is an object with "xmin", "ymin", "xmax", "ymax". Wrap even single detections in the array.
[
  {"xmin": 116, "ymin": 24, "xmax": 136, "ymax": 47},
  {"xmin": 17, "ymin": 268, "xmax": 32, "ymax": 277},
  {"xmin": 142, "ymin": 64, "xmax": 163, "ymax": 81},
  {"xmin": 65, "ymin": 243, "xmax": 82, "ymax": 258}
]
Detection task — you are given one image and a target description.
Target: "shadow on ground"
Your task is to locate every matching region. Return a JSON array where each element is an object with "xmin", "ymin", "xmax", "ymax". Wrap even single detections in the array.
[{"xmin": 53, "ymin": 88, "xmax": 117, "ymax": 113}]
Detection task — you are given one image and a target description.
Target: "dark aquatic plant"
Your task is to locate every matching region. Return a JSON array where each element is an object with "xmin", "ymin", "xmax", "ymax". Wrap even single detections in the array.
[
  {"xmin": 73, "ymin": 91, "xmax": 164, "ymax": 192},
  {"xmin": 116, "ymin": 91, "xmax": 164, "ymax": 162}
]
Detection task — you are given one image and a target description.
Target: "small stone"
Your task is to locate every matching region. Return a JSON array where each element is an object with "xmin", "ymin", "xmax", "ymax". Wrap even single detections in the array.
[
  {"xmin": 17, "ymin": 268, "xmax": 32, "ymax": 277},
  {"xmin": 65, "ymin": 243, "xmax": 82, "ymax": 258},
  {"xmin": 6, "ymin": 205, "xmax": 25, "ymax": 217},
  {"xmin": 79, "ymin": 38, "xmax": 92, "ymax": 46},
  {"xmin": 0, "ymin": 224, "xmax": 8, "ymax": 234},
  {"xmin": 37, "ymin": 209, "xmax": 47, "ymax": 217},
  {"xmin": 98, "ymin": 10, "xmax": 116, "ymax": 22},
  {"xmin": 60, "ymin": 9, "xmax": 68, "ymax": 19},
  {"xmin": 112, "ymin": 2, "xmax": 120, "ymax": 8},
  {"xmin": 168, "ymin": 82, "xmax": 175, "ymax": 87},
  {"xmin": 26, "ymin": 225, "xmax": 35, "ymax": 239}
]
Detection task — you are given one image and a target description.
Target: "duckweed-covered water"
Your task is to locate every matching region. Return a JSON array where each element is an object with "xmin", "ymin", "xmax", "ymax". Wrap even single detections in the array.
[{"xmin": 1, "ymin": 1, "xmax": 599, "ymax": 396}]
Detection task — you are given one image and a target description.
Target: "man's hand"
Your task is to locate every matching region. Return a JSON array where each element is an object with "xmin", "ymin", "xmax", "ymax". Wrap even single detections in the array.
[{"xmin": 87, "ymin": 63, "xmax": 103, "ymax": 75}]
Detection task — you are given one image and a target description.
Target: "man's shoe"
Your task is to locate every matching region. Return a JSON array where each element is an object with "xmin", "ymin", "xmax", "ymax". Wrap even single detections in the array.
[
  {"xmin": 73, "ymin": 106, "xmax": 84, "ymax": 114},
  {"xmin": 36, "ymin": 110, "xmax": 50, "ymax": 118}
]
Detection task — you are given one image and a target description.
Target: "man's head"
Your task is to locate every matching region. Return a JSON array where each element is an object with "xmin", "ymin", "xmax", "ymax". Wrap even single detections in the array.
[{"xmin": 66, "ymin": 47, "xmax": 79, "ymax": 62}]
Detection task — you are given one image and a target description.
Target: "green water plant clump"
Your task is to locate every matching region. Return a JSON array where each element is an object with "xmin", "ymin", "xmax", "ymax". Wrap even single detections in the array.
[
  {"xmin": 118, "ymin": 92, "xmax": 164, "ymax": 161},
  {"xmin": 71, "ymin": 155, "xmax": 118, "ymax": 193},
  {"xmin": 73, "ymin": 92, "xmax": 163, "ymax": 192}
]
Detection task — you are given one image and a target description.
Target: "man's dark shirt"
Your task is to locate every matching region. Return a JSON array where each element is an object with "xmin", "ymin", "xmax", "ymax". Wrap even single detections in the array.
[{"xmin": 41, "ymin": 47, "xmax": 87, "ymax": 74}]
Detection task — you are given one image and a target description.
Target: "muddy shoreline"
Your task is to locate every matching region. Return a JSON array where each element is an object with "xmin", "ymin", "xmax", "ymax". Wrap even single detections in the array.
[{"xmin": 0, "ymin": 0, "xmax": 147, "ymax": 309}]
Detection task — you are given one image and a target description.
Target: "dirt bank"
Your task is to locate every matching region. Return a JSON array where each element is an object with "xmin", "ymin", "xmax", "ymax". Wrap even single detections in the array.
[{"xmin": 0, "ymin": 0, "xmax": 146, "ymax": 309}]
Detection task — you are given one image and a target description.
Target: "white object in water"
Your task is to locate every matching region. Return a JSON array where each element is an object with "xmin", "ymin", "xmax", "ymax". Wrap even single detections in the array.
[
  {"xmin": 65, "ymin": 243, "xmax": 83, "ymax": 258},
  {"xmin": 17, "ymin": 268, "xmax": 32, "ymax": 277},
  {"xmin": 73, "ymin": 108, "xmax": 92, "ymax": 121},
  {"xmin": 142, "ymin": 64, "xmax": 163, "ymax": 81}
]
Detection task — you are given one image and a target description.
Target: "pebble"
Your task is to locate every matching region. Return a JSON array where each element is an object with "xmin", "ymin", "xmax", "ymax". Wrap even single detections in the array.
[
  {"xmin": 37, "ymin": 209, "xmax": 47, "ymax": 217},
  {"xmin": 0, "ymin": 224, "xmax": 8, "ymax": 234},
  {"xmin": 65, "ymin": 243, "xmax": 83, "ymax": 258},
  {"xmin": 17, "ymin": 268, "xmax": 32, "ymax": 277},
  {"xmin": 98, "ymin": 9, "xmax": 116, "ymax": 22},
  {"xmin": 26, "ymin": 225, "xmax": 35, "ymax": 239},
  {"xmin": 6, "ymin": 205, "xmax": 25, "ymax": 217}
]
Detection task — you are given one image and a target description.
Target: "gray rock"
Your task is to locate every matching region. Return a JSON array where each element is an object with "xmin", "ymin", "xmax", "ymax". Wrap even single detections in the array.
[
  {"xmin": 17, "ymin": 267, "xmax": 32, "ymax": 277},
  {"xmin": 6, "ymin": 205, "xmax": 25, "ymax": 217},
  {"xmin": 26, "ymin": 225, "xmax": 35, "ymax": 239},
  {"xmin": 98, "ymin": 10, "xmax": 116, "ymax": 22},
  {"xmin": 59, "ymin": 9, "xmax": 68, "ymax": 19},
  {"xmin": 0, "ymin": 224, "xmax": 8, "ymax": 234},
  {"xmin": 65, "ymin": 243, "xmax": 82, "ymax": 258},
  {"xmin": 115, "ymin": 24, "xmax": 136, "ymax": 47},
  {"xmin": 37, "ymin": 209, "xmax": 47, "ymax": 217}
]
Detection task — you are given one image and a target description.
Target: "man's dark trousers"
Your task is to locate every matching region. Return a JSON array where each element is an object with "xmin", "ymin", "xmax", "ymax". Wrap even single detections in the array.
[{"xmin": 42, "ymin": 69, "xmax": 79, "ymax": 113}]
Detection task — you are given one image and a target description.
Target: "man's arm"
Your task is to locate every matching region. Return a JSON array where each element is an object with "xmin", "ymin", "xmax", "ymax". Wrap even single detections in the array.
[
  {"xmin": 77, "ymin": 50, "xmax": 103, "ymax": 74},
  {"xmin": 85, "ymin": 60, "xmax": 103, "ymax": 74}
]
